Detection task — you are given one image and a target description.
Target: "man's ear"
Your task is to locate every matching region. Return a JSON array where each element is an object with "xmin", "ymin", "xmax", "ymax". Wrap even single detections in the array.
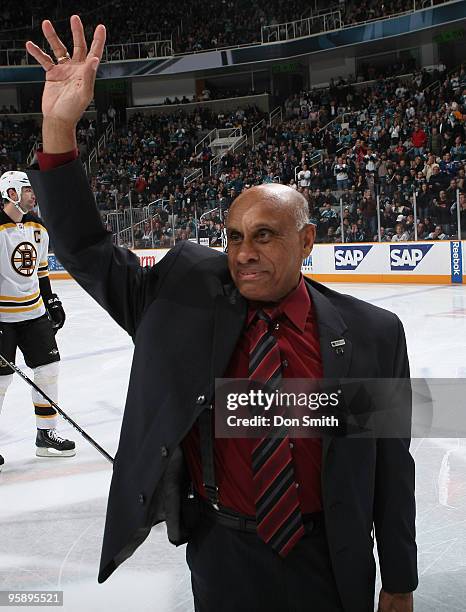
[
  {"xmin": 7, "ymin": 188, "xmax": 17, "ymax": 202},
  {"xmin": 302, "ymin": 223, "xmax": 316, "ymax": 257}
]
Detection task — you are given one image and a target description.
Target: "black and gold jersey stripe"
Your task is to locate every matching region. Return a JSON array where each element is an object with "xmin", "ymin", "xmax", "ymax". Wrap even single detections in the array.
[
  {"xmin": 0, "ymin": 211, "xmax": 48, "ymax": 233},
  {"xmin": 38, "ymin": 260, "xmax": 49, "ymax": 278},
  {"xmin": 0, "ymin": 291, "xmax": 43, "ymax": 313}
]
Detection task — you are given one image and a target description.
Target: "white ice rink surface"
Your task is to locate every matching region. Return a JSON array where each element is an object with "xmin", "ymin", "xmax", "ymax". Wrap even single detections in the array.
[{"xmin": 0, "ymin": 280, "xmax": 465, "ymax": 612}]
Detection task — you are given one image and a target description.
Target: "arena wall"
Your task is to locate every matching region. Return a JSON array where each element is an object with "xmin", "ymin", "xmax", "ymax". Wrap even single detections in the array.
[
  {"xmin": 132, "ymin": 77, "xmax": 196, "ymax": 106},
  {"xmin": 49, "ymin": 241, "xmax": 465, "ymax": 284}
]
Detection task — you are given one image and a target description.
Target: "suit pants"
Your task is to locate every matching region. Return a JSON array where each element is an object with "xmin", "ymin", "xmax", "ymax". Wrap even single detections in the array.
[{"xmin": 186, "ymin": 512, "xmax": 345, "ymax": 612}]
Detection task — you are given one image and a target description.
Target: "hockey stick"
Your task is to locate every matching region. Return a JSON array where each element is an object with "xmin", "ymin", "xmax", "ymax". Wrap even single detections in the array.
[{"xmin": 0, "ymin": 351, "xmax": 114, "ymax": 464}]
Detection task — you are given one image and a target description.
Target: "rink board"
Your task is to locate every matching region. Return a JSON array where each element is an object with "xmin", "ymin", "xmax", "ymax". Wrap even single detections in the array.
[{"xmin": 48, "ymin": 241, "xmax": 465, "ymax": 284}]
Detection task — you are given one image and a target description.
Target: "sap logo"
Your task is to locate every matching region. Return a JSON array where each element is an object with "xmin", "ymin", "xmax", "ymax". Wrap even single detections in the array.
[
  {"xmin": 334, "ymin": 246, "xmax": 372, "ymax": 270},
  {"xmin": 390, "ymin": 245, "xmax": 433, "ymax": 270}
]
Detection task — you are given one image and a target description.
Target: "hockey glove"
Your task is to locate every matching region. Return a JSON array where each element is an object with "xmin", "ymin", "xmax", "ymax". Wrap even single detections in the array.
[{"xmin": 45, "ymin": 294, "xmax": 66, "ymax": 332}]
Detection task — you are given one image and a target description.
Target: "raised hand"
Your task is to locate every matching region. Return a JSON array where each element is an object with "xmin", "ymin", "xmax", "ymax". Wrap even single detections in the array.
[{"xmin": 25, "ymin": 15, "xmax": 106, "ymax": 152}]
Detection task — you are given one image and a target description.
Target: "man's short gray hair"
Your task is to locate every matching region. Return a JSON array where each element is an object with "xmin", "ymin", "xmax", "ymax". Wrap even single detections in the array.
[{"xmin": 294, "ymin": 193, "xmax": 310, "ymax": 230}]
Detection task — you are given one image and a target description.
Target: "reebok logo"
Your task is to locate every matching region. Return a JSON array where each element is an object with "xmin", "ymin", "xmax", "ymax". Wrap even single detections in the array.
[{"xmin": 450, "ymin": 241, "xmax": 463, "ymax": 283}]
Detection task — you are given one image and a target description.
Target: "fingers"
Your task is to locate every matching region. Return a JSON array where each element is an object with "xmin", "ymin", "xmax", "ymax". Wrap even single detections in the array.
[
  {"xmin": 42, "ymin": 19, "xmax": 69, "ymax": 61},
  {"xmin": 25, "ymin": 41, "xmax": 55, "ymax": 72},
  {"xmin": 87, "ymin": 24, "xmax": 106, "ymax": 63},
  {"xmin": 27, "ymin": 17, "xmax": 104, "ymax": 73},
  {"xmin": 70, "ymin": 15, "xmax": 87, "ymax": 62}
]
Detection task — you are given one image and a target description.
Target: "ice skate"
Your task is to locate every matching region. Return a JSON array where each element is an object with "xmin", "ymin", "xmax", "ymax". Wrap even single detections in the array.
[{"xmin": 35, "ymin": 429, "xmax": 76, "ymax": 457}]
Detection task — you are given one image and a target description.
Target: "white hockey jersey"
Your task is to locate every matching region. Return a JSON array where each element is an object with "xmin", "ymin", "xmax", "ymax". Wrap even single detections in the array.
[{"xmin": 0, "ymin": 210, "xmax": 49, "ymax": 323}]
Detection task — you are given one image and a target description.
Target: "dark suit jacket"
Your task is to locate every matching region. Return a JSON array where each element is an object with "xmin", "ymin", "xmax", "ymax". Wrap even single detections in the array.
[{"xmin": 28, "ymin": 160, "xmax": 417, "ymax": 612}]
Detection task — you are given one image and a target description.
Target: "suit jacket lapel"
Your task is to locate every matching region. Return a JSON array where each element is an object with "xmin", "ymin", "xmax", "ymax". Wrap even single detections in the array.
[
  {"xmin": 306, "ymin": 281, "xmax": 352, "ymax": 379},
  {"xmin": 305, "ymin": 280, "xmax": 353, "ymax": 460},
  {"xmin": 210, "ymin": 282, "xmax": 247, "ymax": 392}
]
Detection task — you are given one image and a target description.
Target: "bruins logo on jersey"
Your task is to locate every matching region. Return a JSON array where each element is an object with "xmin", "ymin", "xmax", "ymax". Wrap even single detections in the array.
[{"xmin": 11, "ymin": 242, "xmax": 38, "ymax": 277}]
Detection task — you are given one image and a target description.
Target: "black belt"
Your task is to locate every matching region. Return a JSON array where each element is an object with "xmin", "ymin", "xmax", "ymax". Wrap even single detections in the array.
[
  {"xmin": 196, "ymin": 406, "xmax": 324, "ymax": 536},
  {"xmin": 199, "ymin": 497, "xmax": 324, "ymax": 535}
]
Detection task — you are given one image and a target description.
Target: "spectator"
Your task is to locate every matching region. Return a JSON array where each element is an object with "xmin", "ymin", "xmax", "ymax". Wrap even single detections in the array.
[
  {"xmin": 360, "ymin": 190, "xmax": 377, "ymax": 237},
  {"xmin": 297, "ymin": 164, "xmax": 311, "ymax": 188},
  {"xmin": 427, "ymin": 225, "xmax": 447, "ymax": 240},
  {"xmin": 411, "ymin": 122, "xmax": 427, "ymax": 157},
  {"xmin": 416, "ymin": 182, "xmax": 434, "ymax": 219},
  {"xmin": 391, "ymin": 222, "xmax": 410, "ymax": 242},
  {"xmin": 333, "ymin": 156, "xmax": 350, "ymax": 191}
]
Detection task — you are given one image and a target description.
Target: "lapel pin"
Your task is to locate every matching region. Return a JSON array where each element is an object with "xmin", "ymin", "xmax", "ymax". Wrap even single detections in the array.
[{"xmin": 331, "ymin": 339, "xmax": 345, "ymax": 355}]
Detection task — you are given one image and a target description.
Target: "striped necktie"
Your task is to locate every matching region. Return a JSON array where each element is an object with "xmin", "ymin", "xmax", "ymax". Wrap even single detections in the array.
[{"xmin": 249, "ymin": 309, "xmax": 304, "ymax": 557}]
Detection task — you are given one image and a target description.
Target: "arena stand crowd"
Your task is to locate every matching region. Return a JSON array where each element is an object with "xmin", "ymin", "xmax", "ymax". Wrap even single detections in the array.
[
  {"xmin": 0, "ymin": 0, "xmax": 446, "ymax": 62},
  {"xmin": 0, "ymin": 116, "xmax": 40, "ymax": 167},
  {"xmin": 1, "ymin": 65, "xmax": 465, "ymax": 247},
  {"xmin": 93, "ymin": 66, "xmax": 465, "ymax": 248},
  {"xmin": 279, "ymin": 67, "xmax": 466, "ymax": 242},
  {"xmin": 0, "ymin": 0, "xmax": 333, "ymax": 63},
  {"xmin": 0, "ymin": 115, "xmax": 99, "ymax": 174}
]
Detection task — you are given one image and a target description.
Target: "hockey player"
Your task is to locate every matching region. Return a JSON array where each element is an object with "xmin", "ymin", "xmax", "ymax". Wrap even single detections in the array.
[{"xmin": 0, "ymin": 170, "xmax": 75, "ymax": 471}]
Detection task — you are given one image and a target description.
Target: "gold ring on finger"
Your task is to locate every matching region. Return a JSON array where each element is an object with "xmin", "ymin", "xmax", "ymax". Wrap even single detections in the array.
[{"xmin": 56, "ymin": 52, "xmax": 71, "ymax": 64}]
